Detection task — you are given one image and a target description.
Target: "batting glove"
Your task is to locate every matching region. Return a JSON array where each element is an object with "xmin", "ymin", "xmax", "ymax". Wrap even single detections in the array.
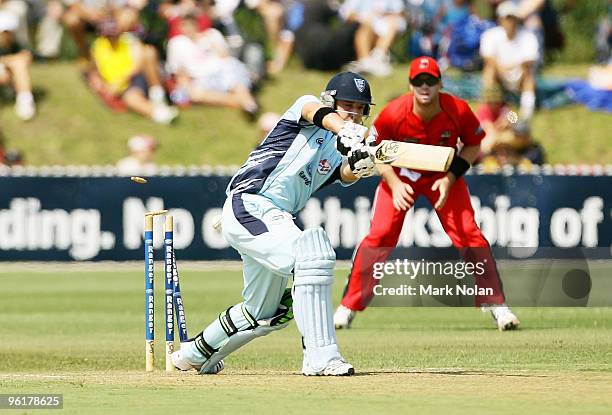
[
  {"xmin": 348, "ymin": 146, "xmax": 375, "ymax": 178},
  {"xmin": 336, "ymin": 122, "xmax": 368, "ymax": 156}
]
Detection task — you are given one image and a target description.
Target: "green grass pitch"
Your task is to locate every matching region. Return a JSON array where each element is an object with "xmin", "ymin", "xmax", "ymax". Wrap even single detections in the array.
[{"xmin": 1, "ymin": 265, "xmax": 611, "ymax": 414}]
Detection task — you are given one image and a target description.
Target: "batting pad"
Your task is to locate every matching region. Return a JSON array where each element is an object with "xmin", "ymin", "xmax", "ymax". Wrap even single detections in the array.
[{"xmin": 293, "ymin": 228, "xmax": 340, "ymax": 371}]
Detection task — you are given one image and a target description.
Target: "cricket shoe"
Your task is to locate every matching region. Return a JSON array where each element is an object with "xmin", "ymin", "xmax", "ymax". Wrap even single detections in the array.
[
  {"xmin": 302, "ymin": 358, "xmax": 355, "ymax": 376},
  {"xmin": 488, "ymin": 304, "xmax": 520, "ymax": 331},
  {"xmin": 333, "ymin": 305, "xmax": 356, "ymax": 329},
  {"xmin": 171, "ymin": 343, "xmax": 224, "ymax": 374}
]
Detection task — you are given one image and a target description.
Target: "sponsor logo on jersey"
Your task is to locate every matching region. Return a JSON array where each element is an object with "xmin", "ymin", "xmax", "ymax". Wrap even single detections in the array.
[
  {"xmin": 317, "ymin": 159, "xmax": 331, "ymax": 174},
  {"xmin": 441, "ymin": 130, "xmax": 451, "ymax": 138},
  {"xmin": 354, "ymin": 78, "xmax": 366, "ymax": 92},
  {"xmin": 299, "ymin": 170, "xmax": 312, "ymax": 186},
  {"xmin": 306, "ymin": 163, "xmax": 313, "ymax": 176},
  {"xmin": 316, "ymin": 137, "xmax": 324, "ymax": 145}
]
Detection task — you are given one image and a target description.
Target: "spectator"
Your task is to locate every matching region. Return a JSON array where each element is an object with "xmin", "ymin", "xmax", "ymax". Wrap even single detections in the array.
[
  {"xmin": 159, "ymin": 0, "xmax": 214, "ymax": 39},
  {"xmin": 87, "ymin": 17, "xmax": 178, "ymax": 124},
  {"xmin": 340, "ymin": 0, "xmax": 406, "ymax": 77},
  {"xmin": 62, "ymin": 0, "xmax": 107, "ymax": 59},
  {"xmin": 511, "ymin": 120, "xmax": 545, "ymax": 165},
  {"xmin": 166, "ymin": 14, "xmax": 258, "ymax": 118},
  {"xmin": 245, "ymin": 0, "xmax": 294, "ymax": 75},
  {"xmin": 480, "ymin": 130, "xmax": 532, "ymax": 171},
  {"xmin": 35, "ymin": 0, "xmax": 65, "ymax": 59},
  {"xmin": 595, "ymin": 0, "xmax": 612, "ymax": 64},
  {"xmin": 480, "ymin": 1, "xmax": 538, "ymax": 121},
  {"xmin": 290, "ymin": 0, "xmax": 358, "ymax": 71},
  {"xmin": 0, "ymin": 10, "xmax": 35, "ymax": 120},
  {"xmin": 488, "ymin": 0, "xmax": 564, "ymax": 58},
  {"xmin": 479, "ymin": 120, "xmax": 544, "ymax": 170},
  {"xmin": 116, "ymin": 134, "xmax": 158, "ymax": 175},
  {"xmin": 0, "ymin": 0, "xmax": 28, "ymax": 48},
  {"xmin": 475, "ymin": 85, "xmax": 511, "ymax": 154}
]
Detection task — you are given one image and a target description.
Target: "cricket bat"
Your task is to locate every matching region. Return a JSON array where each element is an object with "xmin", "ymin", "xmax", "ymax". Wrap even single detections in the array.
[{"xmin": 367, "ymin": 141, "xmax": 455, "ymax": 172}]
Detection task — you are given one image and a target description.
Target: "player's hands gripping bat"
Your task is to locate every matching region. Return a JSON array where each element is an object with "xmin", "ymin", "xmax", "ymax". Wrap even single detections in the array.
[
  {"xmin": 336, "ymin": 122, "xmax": 368, "ymax": 156},
  {"xmin": 348, "ymin": 146, "xmax": 375, "ymax": 178},
  {"xmin": 367, "ymin": 140, "xmax": 455, "ymax": 172}
]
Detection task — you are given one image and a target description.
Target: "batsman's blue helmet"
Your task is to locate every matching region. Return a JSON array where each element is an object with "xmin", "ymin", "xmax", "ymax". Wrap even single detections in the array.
[{"xmin": 321, "ymin": 72, "xmax": 373, "ymax": 116}]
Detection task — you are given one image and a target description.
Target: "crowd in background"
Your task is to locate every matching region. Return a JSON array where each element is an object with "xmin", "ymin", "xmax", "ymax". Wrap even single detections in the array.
[{"xmin": 0, "ymin": 0, "xmax": 610, "ymax": 171}]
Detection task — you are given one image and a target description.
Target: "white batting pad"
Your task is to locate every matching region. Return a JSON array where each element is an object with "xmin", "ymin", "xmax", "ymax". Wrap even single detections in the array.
[{"xmin": 293, "ymin": 228, "xmax": 341, "ymax": 371}]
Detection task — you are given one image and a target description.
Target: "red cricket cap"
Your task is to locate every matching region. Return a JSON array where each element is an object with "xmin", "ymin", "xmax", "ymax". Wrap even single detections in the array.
[{"xmin": 409, "ymin": 56, "xmax": 441, "ymax": 80}]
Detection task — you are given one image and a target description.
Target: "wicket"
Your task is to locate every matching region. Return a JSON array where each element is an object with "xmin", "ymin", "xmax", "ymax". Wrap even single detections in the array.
[{"xmin": 144, "ymin": 210, "xmax": 188, "ymax": 372}]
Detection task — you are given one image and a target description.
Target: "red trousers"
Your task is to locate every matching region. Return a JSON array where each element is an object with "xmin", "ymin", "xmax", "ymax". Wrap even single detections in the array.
[{"xmin": 341, "ymin": 175, "xmax": 506, "ymax": 310}]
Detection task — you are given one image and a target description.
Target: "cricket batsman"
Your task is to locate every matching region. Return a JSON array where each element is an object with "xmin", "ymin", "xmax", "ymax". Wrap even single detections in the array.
[
  {"xmin": 172, "ymin": 72, "xmax": 376, "ymax": 375},
  {"xmin": 333, "ymin": 57, "xmax": 520, "ymax": 331}
]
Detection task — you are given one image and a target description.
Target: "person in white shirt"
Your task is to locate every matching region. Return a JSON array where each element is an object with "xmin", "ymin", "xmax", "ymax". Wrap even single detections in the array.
[
  {"xmin": 480, "ymin": 1, "xmax": 538, "ymax": 121},
  {"xmin": 166, "ymin": 13, "xmax": 258, "ymax": 118}
]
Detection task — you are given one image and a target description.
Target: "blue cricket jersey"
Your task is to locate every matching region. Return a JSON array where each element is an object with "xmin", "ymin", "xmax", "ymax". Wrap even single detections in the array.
[{"xmin": 227, "ymin": 95, "xmax": 347, "ymax": 214}]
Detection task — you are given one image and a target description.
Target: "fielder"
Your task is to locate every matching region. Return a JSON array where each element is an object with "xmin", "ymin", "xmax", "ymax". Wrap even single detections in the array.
[
  {"xmin": 172, "ymin": 71, "xmax": 376, "ymax": 376},
  {"xmin": 334, "ymin": 57, "xmax": 520, "ymax": 331}
]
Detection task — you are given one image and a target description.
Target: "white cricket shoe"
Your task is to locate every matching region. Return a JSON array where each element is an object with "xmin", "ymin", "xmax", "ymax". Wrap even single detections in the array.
[
  {"xmin": 171, "ymin": 343, "xmax": 224, "ymax": 374},
  {"xmin": 489, "ymin": 304, "xmax": 520, "ymax": 331},
  {"xmin": 15, "ymin": 99, "xmax": 36, "ymax": 121},
  {"xmin": 152, "ymin": 105, "xmax": 179, "ymax": 125},
  {"xmin": 302, "ymin": 358, "xmax": 355, "ymax": 376},
  {"xmin": 333, "ymin": 305, "xmax": 356, "ymax": 329}
]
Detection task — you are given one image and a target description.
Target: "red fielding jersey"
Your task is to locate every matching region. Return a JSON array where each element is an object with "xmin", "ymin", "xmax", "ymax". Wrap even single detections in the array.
[{"xmin": 371, "ymin": 92, "xmax": 485, "ymax": 175}]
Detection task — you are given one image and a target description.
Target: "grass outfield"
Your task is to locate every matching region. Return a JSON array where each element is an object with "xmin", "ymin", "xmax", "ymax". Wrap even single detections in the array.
[
  {"xmin": 1, "ymin": 62, "xmax": 611, "ymax": 166},
  {"xmin": 1, "ymin": 266, "xmax": 611, "ymax": 414}
]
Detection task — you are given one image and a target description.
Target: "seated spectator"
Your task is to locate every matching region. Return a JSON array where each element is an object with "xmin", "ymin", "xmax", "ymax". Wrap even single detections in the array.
[
  {"xmin": 87, "ymin": 18, "xmax": 178, "ymax": 124},
  {"xmin": 244, "ymin": 0, "xmax": 294, "ymax": 75},
  {"xmin": 0, "ymin": 0, "xmax": 28, "ymax": 48},
  {"xmin": 479, "ymin": 130, "xmax": 533, "ymax": 171},
  {"xmin": 476, "ymin": 85, "xmax": 512, "ymax": 154},
  {"xmin": 511, "ymin": 120, "xmax": 545, "ymax": 165},
  {"xmin": 0, "ymin": 11, "xmax": 35, "ymax": 120},
  {"xmin": 290, "ymin": 0, "xmax": 359, "ymax": 71},
  {"xmin": 480, "ymin": 1, "xmax": 538, "ymax": 121},
  {"xmin": 166, "ymin": 14, "xmax": 258, "ymax": 118},
  {"xmin": 340, "ymin": 0, "xmax": 406, "ymax": 77},
  {"xmin": 62, "ymin": 0, "xmax": 107, "ymax": 59},
  {"xmin": 595, "ymin": 1, "xmax": 611, "ymax": 64},
  {"xmin": 116, "ymin": 134, "xmax": 158, "ymax": 175},
  {"xmin": 35, "ymin": 0, "xmax": 65, "ymax": 59},
  {"xmin": 159, "ymin": 0, "xmax": 214, "ymax": 39},
  {"xmin": 488, "ymin": 0, "xmax": 564, "ymax": 59}
]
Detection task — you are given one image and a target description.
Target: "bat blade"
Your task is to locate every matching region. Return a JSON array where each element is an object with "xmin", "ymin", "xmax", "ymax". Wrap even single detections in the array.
[{"xmin": 370, "ymin": 141, "xmax": 455, "ymax": 172}]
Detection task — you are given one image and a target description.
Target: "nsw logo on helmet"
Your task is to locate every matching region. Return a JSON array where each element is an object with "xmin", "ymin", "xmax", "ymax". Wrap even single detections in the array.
[{"xmin": 354, "ymin": 78, "xmax": 366, "ymax": 93}]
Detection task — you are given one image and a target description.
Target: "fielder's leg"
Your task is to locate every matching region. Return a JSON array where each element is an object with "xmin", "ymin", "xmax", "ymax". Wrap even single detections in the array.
[
  {"xmin": 335, "ymin": 181, "xmax": 409, "ymax": 328},
  {"xmin": 426, "ymin": 177, "xmax": 519, "ymax": 331},
  {"xmin": 293, "ymin": 228, "xmax": 354, "ymax": 376}
]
